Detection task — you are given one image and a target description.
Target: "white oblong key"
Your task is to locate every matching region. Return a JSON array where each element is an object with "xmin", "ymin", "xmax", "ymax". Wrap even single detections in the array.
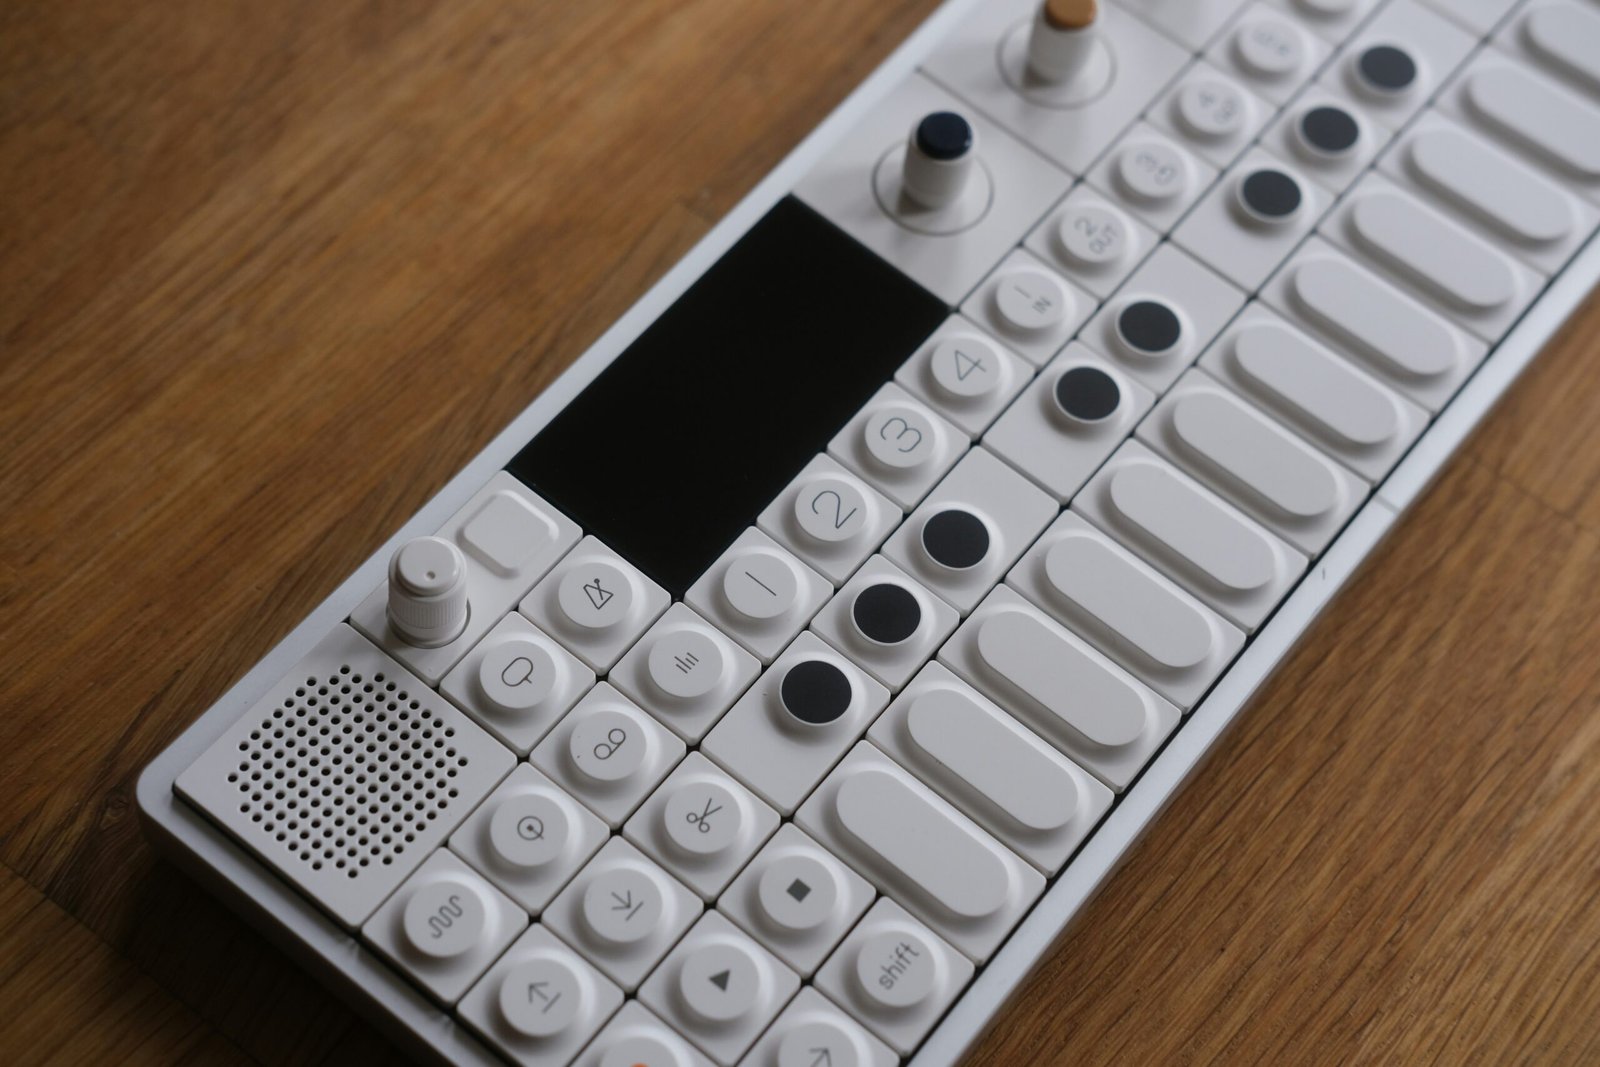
[
  {"xmin": 1107, "ymin": 463, "xmax": 1276, "ymax": 594},
  {"xmin": 1291, "ymin": 258, "xmax": 1457, "ymax": 379},
  {"xmin": 1347, "ymin": 191, "xmax": 1516, "ymax": 312},
  {"xmin": 1465, "ymin": 65, "xmax": 1600, "ymax": 180},
  {"xmin": 1233, "ymin": 322, "xmax": 1400, "ymax": 448},
  {"xmin": 1169, "ymin": 391, "xmax": 1340, "ymax": 520},
  {"xmin": 1523, "ymin": 4, "xmax": 1600, "ymax": 94},
  {"xmin": 904, "ymin": 688, "xmax": 1075, "ymax": 833},
  {"xmin": 975, "ymin": 610, "xmax": 1146, "ymax": 747},
  {"xmin": 834, "ymin": 769, "xmax": 1008, "ymax": 920},
  {"xmin": 1406, "ymin": 126, "xmax": 1573, "ymax": 246},
  {"xmin": 1042, "ymin": 534, "xmax": 1213, "ymax": 672}
]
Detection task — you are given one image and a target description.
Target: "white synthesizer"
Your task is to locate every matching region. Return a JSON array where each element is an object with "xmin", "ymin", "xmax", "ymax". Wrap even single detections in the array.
[{"xmin": 138, "ymin": 0, "xmax": 1600, "ymax": 1063}]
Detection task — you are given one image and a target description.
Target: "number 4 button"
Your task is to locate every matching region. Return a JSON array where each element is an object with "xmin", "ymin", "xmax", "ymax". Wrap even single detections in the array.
[{"xmin": 895, "ymin": 316, "xmax": 1030, "ymax": 438}]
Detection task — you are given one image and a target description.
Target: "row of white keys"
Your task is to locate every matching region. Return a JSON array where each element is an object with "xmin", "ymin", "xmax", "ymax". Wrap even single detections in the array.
[
  {"xmin": 352, "ymin": 472, "xmax": 583, "ymax": 684},
  {"xmin": 1200, "ymin": 305, "xmax": 1430, "ymax": 484},
  {"xmin": 870, "ymin": 662, "xmax": 1114, "ymax": 872},
  {"xmin": 881, "ymin": 446, "xmax": 1057, "ymax": 615},
  {"xmin": 1262, "ymin": 237, "xmax": 1489, "ymax": 412},
  {"xmin": 1137, "ymin": 369, "xmax": 1369, "ymax": 557},
  {"xmin": 940, "ymin": 586, "xmax": 1181, "ymax": 790},
  {"xmin": 895, "ymin": 316, "xmax": 1032, "ymax": 437},
  {"xmin": 1074, "ymin": 442, "xmax": 1307, "ymax": 633},
  {"xmin": 1007, "ymin": 512, "xmax": 1246, "ymax": 711},
  {"xmin": 797, "ymin": 742, "xmax": 1044, "ymax": 962}
]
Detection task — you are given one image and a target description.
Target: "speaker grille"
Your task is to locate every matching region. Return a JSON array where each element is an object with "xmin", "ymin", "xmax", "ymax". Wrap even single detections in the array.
[{"xmin": 178, "ymin": 624, "xmax": 515, "ymax": 928}]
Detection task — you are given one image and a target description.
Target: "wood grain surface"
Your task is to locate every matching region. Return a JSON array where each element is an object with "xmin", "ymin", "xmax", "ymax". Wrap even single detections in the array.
[{"xmin": 3, "ymin": 1, "xmax": 1599, "ymax": 1063}]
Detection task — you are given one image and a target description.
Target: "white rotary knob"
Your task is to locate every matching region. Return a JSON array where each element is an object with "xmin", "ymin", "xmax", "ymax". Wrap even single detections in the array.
[
  {"xmin": 386, "ymin": 536, "xmax": 469, "ymax": 647},
  {"xmin": 901, "ymin": 111, "xmax": 978, "ymax": 210},
  {"xmin": 1028, "ymin": 0, "xmax": 1100, "ymax": 84}
]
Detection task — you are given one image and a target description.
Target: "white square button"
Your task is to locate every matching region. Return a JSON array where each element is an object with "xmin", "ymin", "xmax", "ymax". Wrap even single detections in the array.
[
  {"xmin": 960, "ymin": 249, "xmax": 1096, "ymax": 367},
  {"xmin": 624, "ymin": 753, "xmax": 780, "ymax": 900},
  {"xmin": 520, "ymin": 536, "xmax": 669, "ymax": 673},
  {"xmin": 686, "ymin": 528, "xmax": 833, "ymax": 664},
  {"xmin": 1088, "ymin": 122, "xmax": 1221, "ymax": 233},
  {"xmin": 828, "ymin": 383, "xmax": 967, "ymax": 510},
  {"xmin": 530, "ymin": 683, "xmax": 685, "ymax": 828},
  {"xmin": 895, "ymin": 315, "xmax": 1032, "ymax": 437},
  {"xmin": 1024, "ymin": 184, "xmax": 1160, "ymax": 300},
  {"xmin": 1173, "ymin": 148, "xmax": 1327, "ymax": 292},
  {"xmin": 610, "ymin": 604, "xmax": 760, "ymax": 743},
  {"xmin": 758, "ymin": 455, "xmax": 901, "ymax": 588},
  {"xmin": 439, "ymin": 613, "xmax": 594, "ymax": 755},
  {"xmin": 809, "ymin": 555, "xmax": 960, "ymax": 691}
]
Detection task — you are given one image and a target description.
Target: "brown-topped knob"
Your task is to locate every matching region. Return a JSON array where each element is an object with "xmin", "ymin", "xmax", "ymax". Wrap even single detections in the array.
[{"xmin": 1030, "ymin": 0, "xmax": 1100, "ymax": 83}]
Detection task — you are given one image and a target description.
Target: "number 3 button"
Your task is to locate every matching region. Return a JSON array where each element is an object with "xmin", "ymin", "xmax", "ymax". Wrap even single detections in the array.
[{"xmin": 829, "ymin": 384, "xmax": 964, "ymax": 510}]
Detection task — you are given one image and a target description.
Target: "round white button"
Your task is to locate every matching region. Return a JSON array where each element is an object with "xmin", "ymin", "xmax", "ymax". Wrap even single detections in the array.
[
  {"xmin": 477, "ymin": 637, "xmax": 559, "ymax": 716},
  {"xmin": 402, "ymin": 878, "xmax": 488, "ymax": 960},
  {"xmin": 1234, "ymin": 17, "xmax": 1305, "ymax": 78},
  {"xmin": 721, "ymin": 549, "xmax": 800, "ymax": 621},
  {"xmin": 664, "ymin": 780, "xmax": 742, "ymax": 856},
  {"xmin": 557, "ymin": 561, "xmax": 633, "ymax": 631},
  {"xmin": 600, "ymin": 1034, "xmax": 686, "ymax": 1067},
  {"xmin": 647, "ymin": 627, "xmax": 725, "ymax": 701},
  {"xmin": 864, "ymin": 404, "xmax": 938, "ymax": 470},
  {"xmin": 1115, "ymin": 140, "xmax": 1188, "ymax": 204},
  {"xmin": 679, "ymin": 941, "xmax": 761, "ymax": 1023},
  {"xmin": 795, "ymin": 476, "xmax": 870, "ymax": 545},
  {"xmin": 928, "ymin": 335, "xmax": 1001, "ymax": 400},
  {"xmin": 392, "ymin": 536, "xmax": 463, "ymax": 596},
  {"xmin": 488, "ymin": 791, "xmax": 569, "ymax": 870},
  {"xmin": 497, "ymin": 955, "xmax": 583, "ymax": 1038},
  {"xmin": 568, "ymin": 709, "xmax": 646, "ymax": 783},
  {"xmin": 1176, "ymin": 80, "xmax": 1248, "ymax": 140},
  {"xmin": 582, "ymin": 867, "xmax": 662, "ymax": 945},
  {"xmin": 855, "ymin": 930, "xmax": 936, "ymax": 1010},
  {"xmin": 992, "ymin": 268, "xmax": 1071, "ymax": 334},
  {"xmin": 1055, "ymin": 204, "xmax": 1129, "ymax": 268},
  {"xmin": 757, "ymin": 853, "xmax": 838, "ymax": 932},
  {"xmin": 779, "ymin": 1021, "xmax": 863, "ymax": 1067}
]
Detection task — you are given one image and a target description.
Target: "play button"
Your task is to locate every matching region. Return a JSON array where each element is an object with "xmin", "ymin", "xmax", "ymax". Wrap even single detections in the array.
[{"xmin": 678, "ymin": 939, "xmax": 761, "ymax": 1023}]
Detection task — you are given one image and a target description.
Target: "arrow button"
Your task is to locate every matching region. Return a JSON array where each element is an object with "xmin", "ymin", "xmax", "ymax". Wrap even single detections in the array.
[{"xmin": 678, "ymin": 940, "xmax": 760, "ymax": 1024}]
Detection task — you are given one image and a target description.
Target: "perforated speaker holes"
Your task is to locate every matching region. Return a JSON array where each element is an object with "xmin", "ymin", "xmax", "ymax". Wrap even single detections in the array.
[{"xmin": 223, "ymin": 665, "xmax": 469, "ymax": 880}]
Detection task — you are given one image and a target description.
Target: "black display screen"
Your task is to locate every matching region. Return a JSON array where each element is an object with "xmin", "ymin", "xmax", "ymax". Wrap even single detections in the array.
[{"xmin": 508, "ymin": 196, "xmax": 949, "ymax": 595}]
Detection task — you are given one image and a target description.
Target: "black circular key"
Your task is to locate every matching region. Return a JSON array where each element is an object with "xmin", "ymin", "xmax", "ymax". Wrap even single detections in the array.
[
  {"xmin": 1299, "ymin": 105, "xmax": 1360, "ymax": 156},
  {"xmin": 780, "ymin": 660, "xmax": 854, "ymax": 726},
  {"xmin": 1238, "ymin": 168, "xmax": 1303, "ymax": 222},
  {"xmin": 1053, "ymin": 365, "xmax": 1121, "ymax": 424},
  {"xmin": 916, "ymin": 112, "xmax": 974, "ymax": 161},
  {"xmin": 921, "ymin": 509, "xmax": 990, "ymax": 571},
  {"xmin": 852, "ymin": 583, "xmax": 921, "ymax": 646},
  {"xmin": 1116, "ymin": 300, "xmax": 1183, "ymax": 356},
  {"xmin": 1357, "ymin": 45, "xmax": 1417, "ymax": 95}
]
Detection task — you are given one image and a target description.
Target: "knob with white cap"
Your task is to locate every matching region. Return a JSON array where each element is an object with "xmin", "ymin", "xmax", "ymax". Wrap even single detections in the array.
[
  {"xmin": 1028, "ymin": 0, "xmax": 1099, "ymax": 84},
  {"xmin": 901, "ymin": 111, "xmax": 978, "ymax": 211},
  {"xmin": 387, "ymin": 535, "xmax": 470, "ymax": 647}
]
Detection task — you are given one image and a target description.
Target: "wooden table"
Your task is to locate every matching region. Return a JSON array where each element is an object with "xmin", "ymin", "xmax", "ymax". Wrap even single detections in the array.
[{"xmin": 4, "ymin": 1, "xmax": 1599, "ymax": 1062}]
